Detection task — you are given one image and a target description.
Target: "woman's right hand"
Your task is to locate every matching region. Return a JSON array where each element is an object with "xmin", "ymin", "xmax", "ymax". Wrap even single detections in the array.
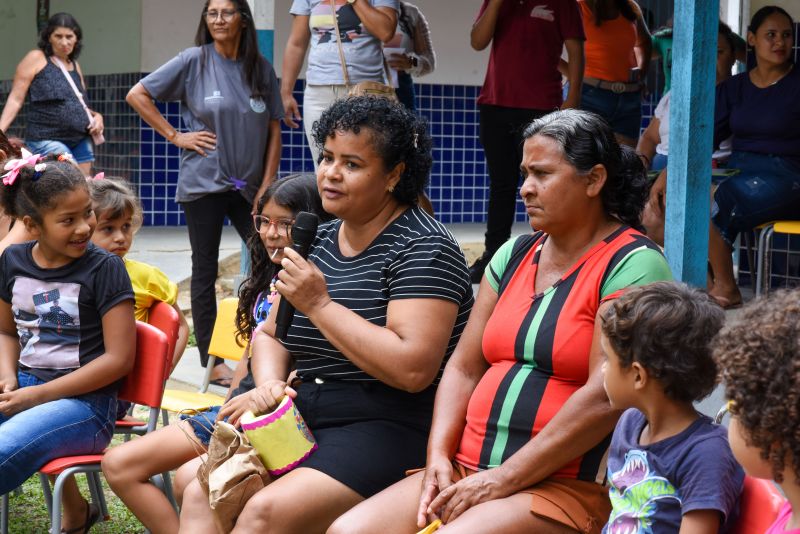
[
  {"xmin": 217, "ymin": 379, "xmax": 296, "ymax": 427},
  {"xmin": 171, "ymin": 131, "xmax": 217, "ymax": 157},
  {"xmin": 416, "ymin": 454, "xmax": 454, "ymax": 528},
  {"xmin": 282, "ymin": 94, "xmax": 301, "ymax": 129}
]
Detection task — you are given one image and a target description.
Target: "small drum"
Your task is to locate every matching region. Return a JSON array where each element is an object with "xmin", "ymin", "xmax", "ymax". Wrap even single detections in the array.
[{"xmin": 240, "ymin": 396, "xmax": 317, "ymax": 475}]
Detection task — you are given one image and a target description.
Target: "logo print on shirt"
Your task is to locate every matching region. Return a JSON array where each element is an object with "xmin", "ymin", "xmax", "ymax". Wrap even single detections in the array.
[
  {"xmin": 530, "ymin": 5, "xmax": 555, "ymax": 21},
  {"xmin": 204, "ymin": 90, "xmax": 224, "ymax": 102},
  {"xmin": 250, "ymin": 97, "xmax": 266, "ymax": 113}
]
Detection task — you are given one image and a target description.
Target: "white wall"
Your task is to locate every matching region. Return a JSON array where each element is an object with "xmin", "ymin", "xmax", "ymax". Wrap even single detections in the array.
[
  {"xmin": 0, "ymin": 0, "xmax": 140, "ymax": 78},
  {"xmin": 750, "ymin": 0, "xmax": 800, "ymax": 22},
  {"xmin": 140, "ymin": 0, "xmax": 200, "ymax": 73}
]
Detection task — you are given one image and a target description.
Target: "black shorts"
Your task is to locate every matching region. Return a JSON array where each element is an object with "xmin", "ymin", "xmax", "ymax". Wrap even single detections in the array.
[{"xmin": 293, "ymin": 379, "xmax": 435, "ymax": 498}]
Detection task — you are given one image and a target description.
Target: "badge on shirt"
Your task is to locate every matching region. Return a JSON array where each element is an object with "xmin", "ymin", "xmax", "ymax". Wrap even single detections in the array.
[{"xmin": 250, "ymin": 97, "xmax": 266, "ymax": 113}]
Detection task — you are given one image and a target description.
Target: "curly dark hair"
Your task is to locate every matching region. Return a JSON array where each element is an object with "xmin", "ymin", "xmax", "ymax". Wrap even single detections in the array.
[
  {"xmin": 235, "ymin": 173, "xmax": 332, "ymax": 344},
  {"xmin": 601, "ymin": 281, "xmax": 725, "ymax": 403},
  {"xmin": 523, "ymin": 109, "xmax": 649, "ymax": 230},
  {"xmin": 0, "ymin": 155, "xmax": 87, "ymax": 223},
  {"xmin": 195, "ymin": 0, "xmax": 269, "ymax": 99},
  {"xmin": 714, "ymin": 288, "xmax": 800, "ymax": 484},
  {"xmin": 311, "ymin": 96, "xmax": 433, "ymax": 206},
  {"xmin": 38, "ymin": 13, "xmax": 83, "ymax": 61},
  {"xmin": 0, "ymin": 131, "xmax": 22, "ymax": 161}
]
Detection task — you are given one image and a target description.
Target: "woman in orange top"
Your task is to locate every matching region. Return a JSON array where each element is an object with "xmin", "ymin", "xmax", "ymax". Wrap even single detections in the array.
[{"xmin": 578, "ymin": 0, "xmax": 651, "ymax": 147}]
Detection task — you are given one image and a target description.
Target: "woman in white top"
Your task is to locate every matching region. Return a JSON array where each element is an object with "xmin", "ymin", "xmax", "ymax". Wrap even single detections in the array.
[{"xmin": 384, "ymin": 2, "xmax": 436, "ymax": 112}]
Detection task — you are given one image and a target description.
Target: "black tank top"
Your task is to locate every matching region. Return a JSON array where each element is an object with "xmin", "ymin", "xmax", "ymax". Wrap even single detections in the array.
[{"xmin": 26, "ymin": 60, "xmax": 91, "ymax": 144}]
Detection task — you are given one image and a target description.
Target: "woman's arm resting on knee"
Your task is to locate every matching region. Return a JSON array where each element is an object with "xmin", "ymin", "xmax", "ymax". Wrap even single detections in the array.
[
  {"xmin": 0, "ymin": 300, "xmax": 136, "ymax": 415},
  {"xmin": 416, "ymin": 277, "xmax": 496, "ymax": 527},
  {"xmin": 429, "ymin": 302, "xmax": 621, "ymax": 524},
  {"xmin": 277, "ymin": 247, "xmax": 460, "ymax": 393}
]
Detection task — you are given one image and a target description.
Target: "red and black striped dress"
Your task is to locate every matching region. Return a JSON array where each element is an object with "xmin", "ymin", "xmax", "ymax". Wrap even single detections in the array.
[{"xmin": 455, "ymin": 226, "xmax": 671, "ymax": 483}]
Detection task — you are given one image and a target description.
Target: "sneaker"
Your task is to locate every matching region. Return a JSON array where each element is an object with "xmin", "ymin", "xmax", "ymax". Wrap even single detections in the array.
[{"xmin": 469, "ymin": 253, "xmax": 492, "ymax": 284}]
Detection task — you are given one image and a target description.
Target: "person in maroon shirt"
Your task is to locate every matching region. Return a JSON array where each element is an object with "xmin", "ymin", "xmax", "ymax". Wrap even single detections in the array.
[{"xmin": 468, "ymin": 0, "xmax": 585, "ymax": 283}]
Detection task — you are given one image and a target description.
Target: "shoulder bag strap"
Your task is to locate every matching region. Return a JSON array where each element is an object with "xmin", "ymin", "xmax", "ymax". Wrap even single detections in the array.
[
  {"xmin": 329, "ymin": 0, "xmax": 351, "ymax": 87},
  {"xmin": 52, "ymin": 56, "xmax": 94, "ymax": 127}
]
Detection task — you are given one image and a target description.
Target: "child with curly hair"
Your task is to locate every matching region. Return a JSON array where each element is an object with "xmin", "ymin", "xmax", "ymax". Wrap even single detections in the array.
[
  {"xmin": 600, "ymin": 281, "xmax": 743, "ymax": 533},
  {"xmin": 715, "ymin": 288, "xmax": 800, "ymax": 533}
]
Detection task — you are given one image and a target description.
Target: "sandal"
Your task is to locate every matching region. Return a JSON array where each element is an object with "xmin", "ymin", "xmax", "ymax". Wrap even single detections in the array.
[
  {"xmin": 711, "ymin": 294, "xmax": 743, "ymax": 310},
  {"xmin": 209, "ymin": 377, "xmax": 233, "ymax": 388},
  {"xmin": 61, "ymin": 501, "xmax": 100, "ymax": 534}
]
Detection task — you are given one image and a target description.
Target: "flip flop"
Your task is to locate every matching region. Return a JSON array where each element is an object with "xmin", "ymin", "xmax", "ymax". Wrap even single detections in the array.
[
  {"xmin": 712, "ymin": 294, "xmax": 743, "ymax": 310},
  {"xmin": 61, "ymin": 501, "xmax": 100, "ymax": 534},
  {"xmin": 209, "ymin": 377, "xmax": 233, "ymax": 388}
]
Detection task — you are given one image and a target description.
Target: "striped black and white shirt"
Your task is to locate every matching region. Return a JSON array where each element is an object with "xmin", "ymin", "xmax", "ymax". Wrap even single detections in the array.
[{"xmin": 284, "ymin": 206, "xmax": 473, "ymax": 384}]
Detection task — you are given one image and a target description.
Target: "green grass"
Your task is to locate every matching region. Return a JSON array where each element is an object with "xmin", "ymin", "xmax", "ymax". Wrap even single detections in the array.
[
  {"xmin": 6, "ymin": 409, "xmax": 180, "ymax": 533},
  {"xmin": 187, "ymin": 328, "xmax": 196, "ymax": 348}
]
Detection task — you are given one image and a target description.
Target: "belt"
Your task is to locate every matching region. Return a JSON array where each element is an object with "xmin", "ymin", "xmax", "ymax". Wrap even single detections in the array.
[{"xmin": 583, "ymin": 77, "xmax": 641, "ymax": 94}]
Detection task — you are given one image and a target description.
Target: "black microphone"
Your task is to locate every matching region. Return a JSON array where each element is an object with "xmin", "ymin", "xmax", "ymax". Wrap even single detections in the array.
[{"xmin": 275, "ymin": 211, "xmax": 320, "ymax": 340}]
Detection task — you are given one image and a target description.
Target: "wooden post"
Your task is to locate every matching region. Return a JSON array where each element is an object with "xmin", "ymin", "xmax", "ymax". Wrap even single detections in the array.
[{"xmin": 664, "ymin": 0, "xmax": 719, "ymax": 286}]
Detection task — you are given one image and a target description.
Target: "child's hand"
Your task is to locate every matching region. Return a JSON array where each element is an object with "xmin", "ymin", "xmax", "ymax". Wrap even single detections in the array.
[
  {"xmin": 0, "ymin": 385, "xmax": 42, "ymax": 416},
  {"xmin": 0, "ymin": 374, "xmax": 17, "ymax": 394},
  {"xmin": 218, "ymin": 380, "xmax": 296, "ymax": 427}
]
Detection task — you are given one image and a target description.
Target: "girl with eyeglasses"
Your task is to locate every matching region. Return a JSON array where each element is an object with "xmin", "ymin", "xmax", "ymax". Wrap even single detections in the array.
[
  {"xmin": 126, "ymin": 0, "xmax": 284, "ymax": 388},
  {"xmin": 102, "ymin": 174, "xmax": 331, "ymax": 534}
]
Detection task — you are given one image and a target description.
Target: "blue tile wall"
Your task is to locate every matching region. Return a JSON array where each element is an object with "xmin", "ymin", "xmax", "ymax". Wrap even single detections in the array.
[{"xmin": 2, "ymin": 38, "xmax": 799, "ymax": 289}]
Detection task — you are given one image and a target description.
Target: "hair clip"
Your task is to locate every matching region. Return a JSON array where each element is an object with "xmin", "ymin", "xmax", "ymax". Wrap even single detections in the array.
[
  {"xmin": 89, "ymin": 172, "xmax": 105, "ymax": 181},
  {"xmin": 32, "ymin": 163, "xmax": 46, "ymax": 181},
  {"xmin": 2, "ymin": 148, "xmax": 42, "ymax": 186},
  {"xmin": 413, "ymin": 133, "xmax": 419, "ymax": 149},
  {"xmin": 58, "ymin": 153, "xmax": 74, "ymax": 163}
]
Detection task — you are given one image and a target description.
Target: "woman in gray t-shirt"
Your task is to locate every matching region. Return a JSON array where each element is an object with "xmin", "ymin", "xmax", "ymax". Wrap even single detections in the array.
[{"xmin": 126, "ymin": 0, "xmax": 283, "ymax": 384}]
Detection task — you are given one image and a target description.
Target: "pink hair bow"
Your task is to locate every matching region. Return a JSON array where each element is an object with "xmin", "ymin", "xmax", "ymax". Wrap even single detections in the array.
[
  {"xmin": 90, "ymin": 172, "xmax": 105, "ymax": 180},
  {"xmin": 2, "ymin": 148, "xmax": 42, "ymax": 186}
]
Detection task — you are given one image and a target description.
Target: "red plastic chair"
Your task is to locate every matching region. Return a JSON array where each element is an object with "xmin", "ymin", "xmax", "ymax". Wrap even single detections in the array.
[
  {"xmin": 731, "ymin": 476, "xmax": 785, "ymax": 534},
  {"xmin": 114, "ymin": 301, "xmax": 180, "ymax": 436},
  {"xmin": 35, "ymin": 321, "xmax": 170, "ymax": 533}
]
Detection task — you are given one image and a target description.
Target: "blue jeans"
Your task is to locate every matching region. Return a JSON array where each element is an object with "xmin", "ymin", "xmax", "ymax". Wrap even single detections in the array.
[
  {"xmin": 0, "ymin": 372, "xmax": 116, "ymax": 494},
  {"xmin": 712, "ymin": 151, "xmax": 800, "ymax": 246},
  {"xmin": 25, "ymin": 137, "xmax": 94, "ymax": 164},
  {"xmin": 580, "ymin": 84, "xmax": 642, "ymax": 140}
]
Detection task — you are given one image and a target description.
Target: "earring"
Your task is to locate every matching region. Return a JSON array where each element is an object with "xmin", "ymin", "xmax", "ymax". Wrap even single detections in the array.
[{"xmin": 387, "ymin": 184, "xmax": 395, "ymax": 193}]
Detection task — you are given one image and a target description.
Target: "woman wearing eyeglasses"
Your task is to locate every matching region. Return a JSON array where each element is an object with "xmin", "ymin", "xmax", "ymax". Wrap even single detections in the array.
[{"xmin": 126, "ymin": 0, "xmax": 284, "ymax": 387}]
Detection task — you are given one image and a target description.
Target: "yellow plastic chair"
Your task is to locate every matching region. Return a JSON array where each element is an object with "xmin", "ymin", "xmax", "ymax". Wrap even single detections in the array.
[
  {"xmin": 160, "ymin": 298, "xmax": 246, "ymax": 416},
  {"xmin": 756, "ymin": 221, "xmax": 800, "ymax": 297}
]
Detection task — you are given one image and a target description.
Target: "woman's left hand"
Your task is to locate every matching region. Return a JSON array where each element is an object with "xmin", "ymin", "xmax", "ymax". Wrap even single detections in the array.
[
  {"xmin": 0, "ymin": 384, "xmax": 43, "ymax": 416},
  {"xmin": 387, "ymin": 53, "xmax": 413, "ymax": 71},
  {"xmin": 427, "ymin": 468, "xmax": 510, "ymax": 524},
  {"xmin": 276, "ymin": 247, "xmax": 331, "ymax": 316},
  {"xmin": 89, "ymin": 112, "xmax": 104, "ymax": 136}
]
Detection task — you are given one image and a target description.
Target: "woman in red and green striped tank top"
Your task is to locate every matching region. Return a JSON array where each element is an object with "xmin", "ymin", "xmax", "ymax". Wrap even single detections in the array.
[{"xmin": 333, "ymin": 109, "xmax": 672, "ymax": 534}]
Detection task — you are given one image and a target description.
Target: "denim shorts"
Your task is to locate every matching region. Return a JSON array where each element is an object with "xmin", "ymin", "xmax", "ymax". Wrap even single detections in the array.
[
  {"xmin": 712, "ymin": 151, "xmax": 800, "ymax": 246},
  {"xmin": 580, "ymin": 84, "xmax": 642, "ymax": 140},
  {"xmin": 181, "ymin": 405, "xmax": 223, "ymax": 447},
  {"xmin": 0, "ymin": 371, "xmax": 116, "ymax": 494},
  {"xmin": 26, "ymin": 137, "xmax": 94, "ymax": 164}
]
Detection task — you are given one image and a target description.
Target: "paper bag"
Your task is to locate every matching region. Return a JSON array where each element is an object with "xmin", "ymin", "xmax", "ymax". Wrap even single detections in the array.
[{"xmin": 197, "ymin": 420, "xmax": 270, "ymax": 534}]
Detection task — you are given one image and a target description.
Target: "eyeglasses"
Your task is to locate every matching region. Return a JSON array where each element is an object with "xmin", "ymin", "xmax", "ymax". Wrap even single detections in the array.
[
  {"xmin": 205, "ymin": 9, "xmax": 238, "ymax": 22},
  {"xmin": 253, "ymin": 215, "xmax": 294, "ymax": 236}
]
